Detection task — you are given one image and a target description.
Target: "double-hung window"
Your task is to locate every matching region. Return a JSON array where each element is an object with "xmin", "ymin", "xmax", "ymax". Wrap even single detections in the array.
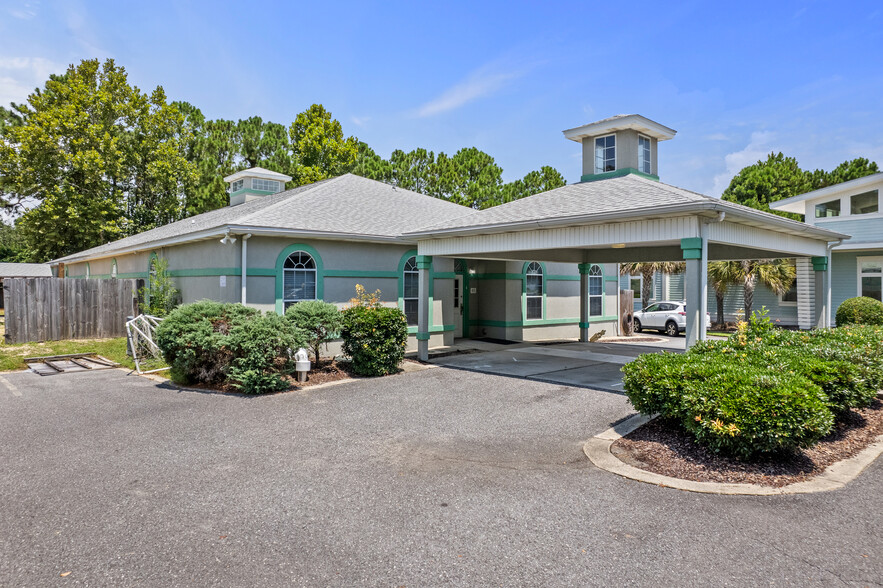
[
  {"xmin": 403, "ymin": 257, "xmax": 419, "ymax": 325},
  {"xmin": 859, "ymin": 258, "xmax": 883, "ymax": 302},
  {"xmin": 594, "ymin": 135, "xmax": 616, "ymax": 173},
  {"xmin": 525, "ymin": 262, "xmax": 544, "ymax": 320},
  {"xmin": 638, "ymin": 136, "xmax": 651, "ymax": 174},
  {"xmin": 588, "ymin": 264, "xmax": 603, "ymax": 316}
]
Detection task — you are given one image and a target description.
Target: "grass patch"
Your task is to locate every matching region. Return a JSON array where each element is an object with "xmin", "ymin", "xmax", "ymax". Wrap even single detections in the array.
[{"xmin": 0, "ymin": 337, "xmax": 139, "ymax": 372}]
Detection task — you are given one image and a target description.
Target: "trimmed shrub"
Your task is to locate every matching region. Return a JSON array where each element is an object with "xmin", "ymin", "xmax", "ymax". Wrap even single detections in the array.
[
  {"xmin": 285, "ymin": 300, "xmax": 343, "ymax": 364},
  {"xmin": 340, "ymin": 286, "xmax": 408, "ymax": 376},
  {"xmin": 622, "ymin": 311, "xmax": 883, "ymax": 458},
  {"xmin": 155, "ymin": 301, "xmax": 258, "ymax": 384},
  {"xmin": 622, "ymin": 351, "xmax": 834, "ymax": 458},
  {"xmin": 227, "ymin": 312, "xmax": 306, "ymax": 394},
  {"xmin": 835, "ymin": 296, "xmax": 883, "ymax": 326},
  {"xmin": 155, "ymin": 301, "xmax": 306, "ymax": 394}
]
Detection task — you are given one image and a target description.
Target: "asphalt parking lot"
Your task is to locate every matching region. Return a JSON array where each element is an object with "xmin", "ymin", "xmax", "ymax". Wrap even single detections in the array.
[{"xmin": 1, "ymin": 367, "xmax": 881, "ymax": 587}]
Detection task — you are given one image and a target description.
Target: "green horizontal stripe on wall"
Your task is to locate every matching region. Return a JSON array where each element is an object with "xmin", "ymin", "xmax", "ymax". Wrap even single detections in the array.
[
  {"xmin": 547, "ymin": 275, "xmax": 580, "ymax": 281},
  {"xmin": 473, "ymin": 316, "xmax": 616, "ymax": 328},
  {"xmin": 604, "ymin": 276, "xmax": 619, "ymax": 282},
  {"xmin": 324, "ymin": 270, "xmax": 399, "ymax": 279},
  {"xmin": 407, "ymin": 324, "xmax": 456, "ymax": 334},
  {"xmin": 117, "ymin": 272, "xmax": 148, "ymax": 279},
  {"xmin": 472, "ymin": 273, "xmax": 523, "ymax": 280}
]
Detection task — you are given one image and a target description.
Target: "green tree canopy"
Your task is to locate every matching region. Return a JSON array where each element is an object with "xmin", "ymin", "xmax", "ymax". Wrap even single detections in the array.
[
  {"xmin": 0, "ymin": 59, "xmax": 195, "ymax": 261},
  {"xmin": 289, "ymin": 104, "xmax": 359, "ymax": 186}
]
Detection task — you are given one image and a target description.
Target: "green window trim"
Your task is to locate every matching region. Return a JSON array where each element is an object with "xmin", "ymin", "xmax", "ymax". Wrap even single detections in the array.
[{"xmin": 274, "ymin": 243, "xmax": 324, "ymax": 314}]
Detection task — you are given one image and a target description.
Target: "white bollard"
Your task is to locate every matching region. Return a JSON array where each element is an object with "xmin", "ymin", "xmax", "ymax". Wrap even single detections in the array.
[{"xmin": 294, "ymin": 347, "xmax": 311, "ymax": 382}]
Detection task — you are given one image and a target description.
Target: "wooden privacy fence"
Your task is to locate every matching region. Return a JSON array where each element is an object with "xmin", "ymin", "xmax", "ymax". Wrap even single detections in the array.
[{"xmin": 3, "ymin": 278, "xmax": 139, "ymax": 344}]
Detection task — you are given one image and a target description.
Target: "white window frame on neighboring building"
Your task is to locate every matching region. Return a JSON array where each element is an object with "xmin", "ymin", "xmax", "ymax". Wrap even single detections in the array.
[
  {"xmin": 857, "ymin": 256, "xmax": 883, "ymax": 302},
  {"xmin": 525, "ymin": 262, "xmax": 544, "ymax": 320},
  {"xmin": 282, "ymin": 251, "xmax": 317, "ymax": 311},
  {"xmin": 402, "ymin": 256, "xmax": 419, "ymax": 326},
  {"xmin": 779, "ymin": 277, "xmax": 798, "ymax": 306},
  {"xmin": 230, "ymin": 179, "xmax": 244, "ymax": 193},
  {"xmin": 638, "ymin": 135, "xmax": 651, "ymax": 174},
  {"xmin": 629, "ymin": 275, "xmax": 643, "ymax": 306},
  {"xmin": 594, "ymin": 134, "xmax": 616, "ymax": 174},
  {"xmin": 588, "ymin": 264, "xmax": 603, "ymax": 316}
]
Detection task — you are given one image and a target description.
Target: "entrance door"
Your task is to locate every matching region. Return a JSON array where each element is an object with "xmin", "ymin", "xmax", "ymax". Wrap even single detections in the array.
[{"xmin": 454, "ymin": 276, "xmax": 464, "ymax": 338}]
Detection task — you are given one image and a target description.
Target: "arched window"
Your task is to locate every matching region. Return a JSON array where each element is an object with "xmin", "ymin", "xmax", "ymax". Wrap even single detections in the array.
[
  {"xmin": 283, "ymin": 251, "xmax": 317, "ymax": 311},
  {"xmin": 111, "ymin": 259, "xmax": 118, "ymax": 279},
  {"xmin": 403, "ymin": 256, "xmax": 419, "ymax": 326},
  {"xmin": 525, "ymin": 262, "xmax": 544, "ymax": 320},
  {"xmin": 588, "ymin": 264, "xmax": 603, "ymax": 316}
]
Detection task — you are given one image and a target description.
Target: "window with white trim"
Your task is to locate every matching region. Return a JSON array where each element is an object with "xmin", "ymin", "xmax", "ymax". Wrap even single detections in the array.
[
  {"xmin": 859, "ymin": 258, "xmax": 882, "ymax": 302},
  {"xmin": 594, "ymin": 135, "xmax": 616, "ymax": 173},
  {"xmin": 283, "ymin": 251, "xmax": 317, "ymax": 311},
  {"xmin": 230, "ymin": 179, "xmax": 244, "ymax": 192},
  {"xmin": 780, "ymin": 278, "xmax": 798, "ymax": 305},
  {"xmin": 589, "ymin": 264, "xmax": 603, "ymax": 316},
  {"xmin": 525, "ymin": 262, "xmax": 544, "ymax": 320},
  {"xmin": 851, "ymin": 190, "xmax": 878, "ymax": 215},
  {"xmin": 638, "ymin": 136, "xmax": 651, "ymax": 174},
  {"xmin": 630, "ymin": 276, "xmax": 643, "ymax": 304},
  {"xmin": 252, "ymin": 178, "xmax": 281, "ymax": 192},
  {"xmin": 815, "ymin": 198, "xmax": 841, "ymax": 218},
  {"xmin": 403, "ymin": 256, "xmax": 419, "ymax": 326}
]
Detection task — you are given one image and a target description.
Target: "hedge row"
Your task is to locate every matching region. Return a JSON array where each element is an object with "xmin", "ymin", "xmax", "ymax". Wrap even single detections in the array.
[{"xmin": 622, "ymin": 311, "xmax": 883, "ymax": 459}]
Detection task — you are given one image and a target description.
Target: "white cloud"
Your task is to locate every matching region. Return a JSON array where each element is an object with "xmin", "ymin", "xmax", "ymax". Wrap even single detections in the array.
[
  {"xmin": 0, "ymin": 57, "xmax": 65, "ymax": 107},
  {"xmin": 7, "ymin": 0, "xmax": 39, "ymax": 19},
  {"xmin": 711, "ymin": 130, "xmax": 776, "ymax": 196},
  {"xmin": 350, "ymin": 115, "xmax": 370, "ymax": 128},
  {"xmin": 415, "ymin": 63, "xmax": 524, "ymax": 118}
]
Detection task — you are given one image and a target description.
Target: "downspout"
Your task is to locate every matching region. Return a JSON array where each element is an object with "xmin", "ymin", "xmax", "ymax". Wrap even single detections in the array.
[
  {"xmin": 826, "ymin": 239, "xmax": 842, "ymax": 327},
  {"xmin": 241, "ymin": 234, "xmax": 252, "ymax": 306},
  {"xmin": 615, "ymin": 263, "xmax": 621, "ymax": 336}
]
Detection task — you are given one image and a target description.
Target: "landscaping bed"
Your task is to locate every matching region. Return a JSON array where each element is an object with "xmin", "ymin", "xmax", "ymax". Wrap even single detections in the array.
[{"xmin": 611, "ymin": 398, "xmax": 883, "ymax": 487}]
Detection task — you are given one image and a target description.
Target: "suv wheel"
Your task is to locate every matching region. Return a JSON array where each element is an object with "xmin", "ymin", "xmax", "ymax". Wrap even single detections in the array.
[
  {"xmin": 665, "ymin": 321, "xmax": 679, "ymax": 337},
  {"xmin": 633, "ymin": 318, "xmax": 642, "ymax": 333}
]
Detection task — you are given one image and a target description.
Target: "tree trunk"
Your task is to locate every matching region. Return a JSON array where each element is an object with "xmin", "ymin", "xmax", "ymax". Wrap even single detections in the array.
[
  {"xmin": 715, "ymin": 290, "xmax": 725, "ymax": 326},
  {"xmin": 744, "ymin": 276, "xmax": 756, "ymax": 319},
  {"xmin": 642, "ymin": 267, "xmax": 654, "ymax": 306}
]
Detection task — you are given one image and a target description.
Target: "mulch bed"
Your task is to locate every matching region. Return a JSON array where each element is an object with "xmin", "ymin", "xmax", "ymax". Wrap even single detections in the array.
[
  {"xmin": 611, "ymin": 398, "xmax": 883, "ymax": 487},
  {"xmin": 285, "ymin": 358, "xmax": 356, "ymax": 388}
]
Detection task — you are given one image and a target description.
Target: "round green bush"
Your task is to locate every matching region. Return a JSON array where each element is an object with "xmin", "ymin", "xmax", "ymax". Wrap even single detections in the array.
[
  {"xmin": 155, "ymin": 301, "xmax": 306, "ymax": 393},
  {"xmin": 836, "ymin": 296, "xmax": 883, "ymax": 326},
  {"xmin": 340, "ymin": 305, "xmax": 408, "ymax": 376}
]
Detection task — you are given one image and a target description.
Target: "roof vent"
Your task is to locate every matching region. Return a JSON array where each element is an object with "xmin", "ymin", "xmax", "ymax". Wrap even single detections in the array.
[{"xmin": 223, "ymin": 167, "xmax": 292, "ymax": 206}]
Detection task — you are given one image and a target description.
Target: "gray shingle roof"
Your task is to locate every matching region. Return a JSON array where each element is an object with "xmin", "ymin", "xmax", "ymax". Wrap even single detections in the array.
[
  {"xmin": 405, "ymin": 173, "xmax": 848, "ymax": 240},
  {"xmin": 0, "ymin": 262, "xmax": 53, "ymax": 278},
  {"xmin": 53, "ymin": 174, "xmax": 472, "ymax": 263}
]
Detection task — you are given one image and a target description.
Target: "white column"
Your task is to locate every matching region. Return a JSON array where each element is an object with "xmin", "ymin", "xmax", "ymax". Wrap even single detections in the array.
[
  {"xmin": 578, "ymin": 263, "xmax": 590, "ymax": 342},
  {"xmin": 417, "ymin": 255, "xmax": 432, "ymax": 361},
  {"xmin": 241, "ymin": 234, "xmax": 251, "ymax": 305},
  {"xmin": 699, "ymin": 230, "xmax": 708, "ymax": 340},
  {"xmin": 812, "ymin": 256, "xmax": 828, "ymax": 328}
]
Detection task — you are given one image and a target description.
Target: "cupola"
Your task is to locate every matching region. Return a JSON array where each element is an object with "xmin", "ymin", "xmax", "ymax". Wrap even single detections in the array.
[
  {"xmin": 223, "ymin": 167, "xmax": 292, "ymax": 206},
  {"xmin": 562, "ymin": 114, "xmax": 676, "ymax": 182}
]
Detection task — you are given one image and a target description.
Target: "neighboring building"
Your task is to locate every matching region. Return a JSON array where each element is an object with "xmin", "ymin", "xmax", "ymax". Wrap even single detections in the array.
[
  {"xmin": 0, "ymin": 262, "xmax": 53, "ymax": 308},
  {"xmin": 770, "ymin": 173, "xmax": 883, "ymax": 326}
]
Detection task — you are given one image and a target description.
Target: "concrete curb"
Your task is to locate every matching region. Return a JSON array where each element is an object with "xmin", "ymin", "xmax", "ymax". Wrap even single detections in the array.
[{"xmin": 584, "ymin": 412, "xmax": 883, "ymax": 495}]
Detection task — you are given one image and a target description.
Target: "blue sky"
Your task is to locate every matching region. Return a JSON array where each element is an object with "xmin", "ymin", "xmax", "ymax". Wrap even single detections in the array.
[{"xmin": 1, "ymin": 0, "xmax": 881, "ymax": 196}]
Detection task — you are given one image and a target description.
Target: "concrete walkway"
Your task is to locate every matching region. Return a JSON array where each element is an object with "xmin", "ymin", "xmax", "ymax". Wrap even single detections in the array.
[{"xmin": 430, "ymin": 340, "xmax": 679, "ymax": 392}]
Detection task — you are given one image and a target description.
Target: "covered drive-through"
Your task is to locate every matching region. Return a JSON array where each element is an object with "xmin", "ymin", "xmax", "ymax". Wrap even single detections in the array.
[{"xmin": 405, "ymin": 173, "xmax": 848, "ymax": 361}]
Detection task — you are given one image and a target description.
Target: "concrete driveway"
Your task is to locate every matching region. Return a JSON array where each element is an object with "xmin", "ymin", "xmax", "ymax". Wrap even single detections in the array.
[
  {"xmin": 431, "ymin": 341, "xmax": 679, "ymax": 391},
  {"xmin": 0, "ymin": 368, "xmax": 881, "ymax": 586}
]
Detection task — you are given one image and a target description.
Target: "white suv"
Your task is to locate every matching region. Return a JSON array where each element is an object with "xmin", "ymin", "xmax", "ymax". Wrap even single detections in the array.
[{"xmin": 633, "ymin": 301, "xmax": 711, "ymax": 337}]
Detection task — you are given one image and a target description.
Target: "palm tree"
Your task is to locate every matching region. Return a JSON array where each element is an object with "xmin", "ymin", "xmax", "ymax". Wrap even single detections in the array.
[
  {"xmin": 708, "ymin": 261, "xmax": 742, "ymax": 326},
  {"xmin": 708, "ymin": 259, "xmax": 796, "ymax": 321},
  {"xmin": 619, "ymin": 262, "xmax": 686, "ymax": 307}
]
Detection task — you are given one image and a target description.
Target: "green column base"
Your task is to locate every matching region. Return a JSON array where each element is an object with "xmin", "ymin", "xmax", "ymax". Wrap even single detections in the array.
[{"xmin": 415, "ymin": 332, "xmax": 431, "ymax": 341}]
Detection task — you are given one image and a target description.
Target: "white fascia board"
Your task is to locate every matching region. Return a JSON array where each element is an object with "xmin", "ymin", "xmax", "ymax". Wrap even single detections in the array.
[
  {"xmin": 563, "ymin": 115, "xmax": 677, "ymax": 143},
  {"xmin": 770, "ymin": 173, "xmax": 883, "ymax": 214},
  {"xmin": 834, "ymin": 241, "xmax": 883, "ymax": 251},
  {"xmin": 224, "ymin": 225, "xmax": 410, "ymax": 244},
  {"xmin": 223, "ymin": 167, "xmax": 292, "ymax": 183}
]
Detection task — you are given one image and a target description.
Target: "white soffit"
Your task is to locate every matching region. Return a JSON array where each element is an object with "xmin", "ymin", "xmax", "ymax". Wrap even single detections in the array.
[
  {"xmin": 223, "ymin": 166, "xmax": 292, "ymax": 183},
  {"xmin": 563, "ymin": 114, "xmax": 677, "ymax": 142}
]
